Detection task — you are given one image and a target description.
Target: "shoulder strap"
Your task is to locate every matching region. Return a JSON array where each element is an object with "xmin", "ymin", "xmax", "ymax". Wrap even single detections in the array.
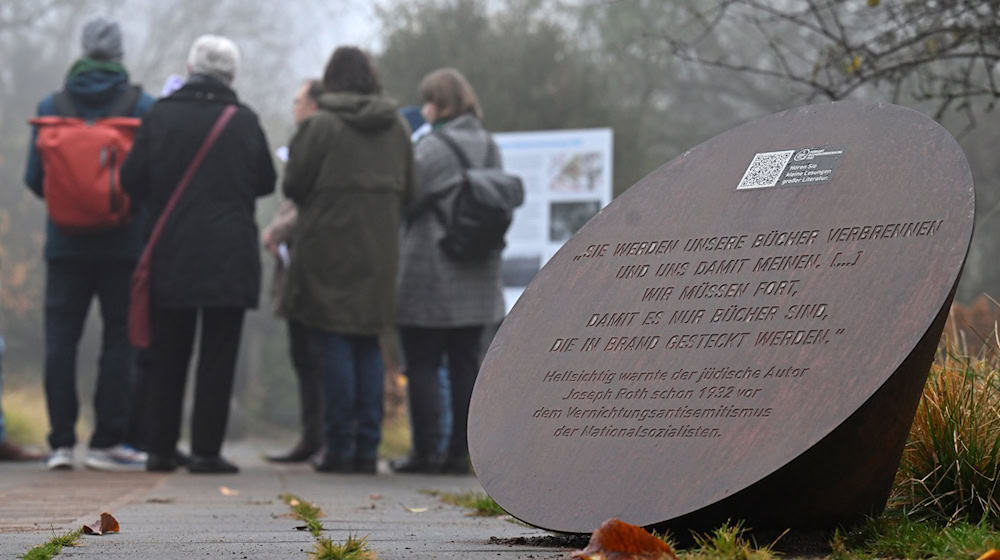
[
  {"xmin": 137, "ymin": 104, "xmax": 238, "ymax": 262},
  {"xmin": 434, "ymin": 131, "xmax": 472, "ymax": 170},
  {"xmin": 51, "ymin": 85, "xmax": 141, "ymax": 118},
  {"xmin": 108, "ymin": 85, "xmax": 142, "ymax": 117},
  {"xmin": 52, "ymin": 91, "xmax": 78, "ymax": 117}
]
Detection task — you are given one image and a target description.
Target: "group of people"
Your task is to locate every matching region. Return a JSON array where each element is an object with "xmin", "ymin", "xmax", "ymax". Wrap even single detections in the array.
[{"xmin": 1, "ymin": 16, "xmax": 506, "ymax": 475}]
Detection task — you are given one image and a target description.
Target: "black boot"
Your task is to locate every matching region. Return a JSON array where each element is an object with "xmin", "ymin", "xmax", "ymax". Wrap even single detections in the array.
[
  {"xmin": 146, "ymin": 453, "xmax": 178, "ymax": 473},
  {"xmin": 441, "ymin": 454, "xmax": 471, "ymax": 475},
  {"xmin": 390, "ymin": 453, "xmax": 444, "ymax": 474},
  {"xmin": 265, "ymin": 440, "xmax": 320, "ymax": 463},
  {"xmin": 188, "ymin": 455, "xmax": 239, "ymax": 474},
  {"xmin": 313, "ymin": 453, "xmax": 354, "ymax": 473}
]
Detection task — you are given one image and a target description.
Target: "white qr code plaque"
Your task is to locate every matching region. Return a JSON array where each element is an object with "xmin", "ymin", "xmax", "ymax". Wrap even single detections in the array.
[
  {"xmin": 737, "ymin": 150, "xmax": 795, "ymax": 190},
  {"xmin": 737, "ymin": 146, "xmax": 846, "ymax": 190}
]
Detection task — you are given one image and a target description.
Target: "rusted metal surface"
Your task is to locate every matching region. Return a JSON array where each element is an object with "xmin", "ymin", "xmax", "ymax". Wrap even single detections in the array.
[{"xmin": 468, "ymin": 101, "xmax": 975, "ymax": 533}]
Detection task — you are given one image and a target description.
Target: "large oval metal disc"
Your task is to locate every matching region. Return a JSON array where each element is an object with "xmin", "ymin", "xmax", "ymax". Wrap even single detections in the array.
[{"xmin": 468, "ymin": 101, "xmax": 974, "ymax": 533}]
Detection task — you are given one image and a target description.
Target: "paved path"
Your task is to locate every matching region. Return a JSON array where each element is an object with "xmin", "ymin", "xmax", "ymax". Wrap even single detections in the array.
[{"xmin": 0, "ymin": 443, "xmax": 570, "ymax": 559}]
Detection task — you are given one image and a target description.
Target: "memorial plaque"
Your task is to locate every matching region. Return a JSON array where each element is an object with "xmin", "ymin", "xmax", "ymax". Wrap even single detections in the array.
[{"xmin": 468, "ymin": 101, "xmax": 974, "ymax": 533}]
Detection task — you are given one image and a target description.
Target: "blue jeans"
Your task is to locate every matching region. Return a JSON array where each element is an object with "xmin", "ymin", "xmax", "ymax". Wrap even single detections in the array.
[
  {"xmin": 44, "ymin": 259, "xmax": 135, "ymax": 449},
  {"xmin": 314, "ymin": 331, "xmax": 384, "ymax": 461}
]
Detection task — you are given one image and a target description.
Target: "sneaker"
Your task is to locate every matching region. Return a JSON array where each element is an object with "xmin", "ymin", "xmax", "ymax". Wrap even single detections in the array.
[
  {"xmin": 85, "ymin": 444, "xmax": 148, "ymax": 471},
  {"xmin": 46, "ymin": 447, "xmax": 74, "ymax": 470}
]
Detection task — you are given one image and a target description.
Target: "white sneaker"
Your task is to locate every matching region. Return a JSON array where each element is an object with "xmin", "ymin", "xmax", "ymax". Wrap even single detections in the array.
[
  {"xmin": 85, "ymin": 444, "xmax": 148, "ymax": 471},
  {"xmin": 46, "ymin": 447, "xmax": 74, "ymax": 470}
]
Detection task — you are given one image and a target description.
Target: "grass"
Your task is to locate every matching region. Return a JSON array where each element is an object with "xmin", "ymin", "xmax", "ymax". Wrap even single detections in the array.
[
  {"xmin": 280, "ymin": 494, "xmax": 375, "ymax": 559},
  {"xmin": 681, "ymin": 522, "xmax": 779, "ymax": 560},
  {"xmin": 835, "ymin": 513, "xmax": 1000, "ymax": 559},
  {"xmin": 377, "ymin": 411, "xmax": 411, "ymax": 460},
  {"xmin": 2, "ymin": 386, "xmax": 49, "ymax": 445},
  {"xmin": 421, "ymin": 489, "xmax": 506, "ymax": 516},
  {"xmin": 892, "ymin": 338, "xmax": 1000, "ymax": 525},
  {"xmin": 22, "ymin": 529, "xmax": 81, "ymax": 560},
  {"xmin": 312, "ymin": 533, "xmax": 375, "ymax": 560}
]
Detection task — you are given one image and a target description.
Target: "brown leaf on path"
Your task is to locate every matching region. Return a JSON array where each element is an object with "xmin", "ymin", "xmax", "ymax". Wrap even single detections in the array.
[
  {"xmin": 82, "ymin": 512, "xmax": 120, "ymax": 536},
  {"xmin": 570, "ymin": 518, "xmax": 677, "ymax": 560},
  {"xmin": 977, "ymin": 550, "xmax": 1000, "ymax": 560}
]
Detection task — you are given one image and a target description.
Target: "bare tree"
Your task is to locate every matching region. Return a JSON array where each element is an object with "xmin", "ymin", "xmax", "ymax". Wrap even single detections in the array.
[{"xmin": 657, "ymin": 0, "xmax": 999, "ymax": 132}]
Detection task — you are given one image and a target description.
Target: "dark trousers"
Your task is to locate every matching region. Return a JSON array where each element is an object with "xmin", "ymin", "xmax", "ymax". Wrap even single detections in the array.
[
  {"xmin": 44, "ymin": 259, "xmax": 135, "ymax": 449},
  {"xmin": 399, "ymin": 325, "xmax": 484, "ymax": 459},
  {"xmin": 288, "ymin": 320, "xmax": 323, "ymax": 449},
  {"xmin": 124, "ymin": 348, "xmax": 152, "ymax": 450},
  {"xmin": 147, "ymin": 306, "xmax": 244, "ymax": 458}
]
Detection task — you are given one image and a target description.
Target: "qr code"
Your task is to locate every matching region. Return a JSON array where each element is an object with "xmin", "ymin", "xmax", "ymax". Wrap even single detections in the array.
[{"xmin": 737, "ymin": 150, "xmax": 794, "ymax": 190}]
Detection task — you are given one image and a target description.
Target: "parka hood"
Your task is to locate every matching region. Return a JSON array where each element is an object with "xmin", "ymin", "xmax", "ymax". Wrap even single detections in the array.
[
  {"xmin": 318, "ymin": 92, "xmax": 399, "ymax": 131},
  {"xmin": 64, "ymin": 67, "xmax": 128, "ymax": 109}
]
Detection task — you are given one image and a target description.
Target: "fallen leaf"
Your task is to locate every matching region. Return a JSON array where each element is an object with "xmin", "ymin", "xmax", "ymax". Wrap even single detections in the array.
[
  {"xmin": 571, "ymin": 518, "xmax": 677, "ymax": 560},
  {"xmin": 369, "ymin": 494, "xmax": 383, "ymax": 500},
  {"xmin": 82, "ymin": 512, "xmax": 120, "ymax": 536},
  {"xmin": 977, "ymin": 550, "xmax": 1000, "ymax": 560},
  {"xmin": 402, "ymin": 505, "xmax": 428, "ymax": 513},
  {"xmin": 219, "ymin": 486, "xmax": 240, "ymax": 496}
]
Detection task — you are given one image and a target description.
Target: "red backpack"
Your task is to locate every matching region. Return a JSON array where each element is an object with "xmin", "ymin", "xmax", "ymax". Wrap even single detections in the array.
[{"xmin": 29, "ymin": 86, "xmax": 142, "ymax": 232}]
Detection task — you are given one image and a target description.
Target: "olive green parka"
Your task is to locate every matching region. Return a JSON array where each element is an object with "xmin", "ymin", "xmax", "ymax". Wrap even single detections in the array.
[{"xmin": 281, "ymin": 92, "xmax": 414, "ymax": 335}]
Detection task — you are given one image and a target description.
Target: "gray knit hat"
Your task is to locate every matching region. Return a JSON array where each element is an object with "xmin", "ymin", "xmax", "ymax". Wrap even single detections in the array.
[{"xmin": 81, "ymin": 17, "xmax": 123, "ymax": 62}]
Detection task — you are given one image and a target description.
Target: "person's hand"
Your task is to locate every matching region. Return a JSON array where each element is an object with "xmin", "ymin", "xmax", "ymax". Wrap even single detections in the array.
[{"xmin": 261, "ymin": 229, "xmax": 278, "ymax": 256}]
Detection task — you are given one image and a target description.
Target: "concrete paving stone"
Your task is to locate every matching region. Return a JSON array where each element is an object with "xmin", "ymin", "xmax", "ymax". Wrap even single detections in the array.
[{"xmin": 0, "ymin": 440, "xmax": 572, "ymax": 559}]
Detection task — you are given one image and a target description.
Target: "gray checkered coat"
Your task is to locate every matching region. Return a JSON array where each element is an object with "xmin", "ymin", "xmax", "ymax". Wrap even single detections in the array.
[{"xmin": 396, "ymin": 114, "xmax": 505, "ymax": 327}]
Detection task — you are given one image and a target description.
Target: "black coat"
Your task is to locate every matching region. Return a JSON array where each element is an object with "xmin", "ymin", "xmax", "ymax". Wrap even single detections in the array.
[{"xmin": 121, "ymin": 75, "xmax": 276, "ymax": 308}]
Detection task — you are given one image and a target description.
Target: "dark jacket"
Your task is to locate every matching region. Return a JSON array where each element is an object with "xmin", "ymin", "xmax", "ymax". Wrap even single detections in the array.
[
  {"xmin": 396, "ymin": 114, "xmax": 506, "ymax": 327},
  {"xmin": 120, "ymin": 75, "xmax": 276, "ymax": 309},
  {"xmin": 282, "ymin": 92, "xmax": 414, "ymax": 335},
  {"xmin": 24, "ymin": 62, "xmax": 155, "ymax": 261}
]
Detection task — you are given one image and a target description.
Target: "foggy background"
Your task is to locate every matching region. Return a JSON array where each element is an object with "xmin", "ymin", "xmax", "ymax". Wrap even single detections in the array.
[{"xmin": 1, "ymin": 0, "xmax": 996, "ymax": 439}]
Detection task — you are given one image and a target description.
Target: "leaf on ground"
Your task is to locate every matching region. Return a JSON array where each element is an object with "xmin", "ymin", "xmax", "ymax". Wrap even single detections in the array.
[
  {"xmin": 402, "ymin": 505, "xmax": 428, "ymax": 513},
  {"xmin": 219, "ymin": 486, "xmax": 240, "ymax": 496},
  {"xmin": 978, "ymin": 550, "xmax": 1000, "ymax": 560},
  {"xmin": 82, "ymin": 512, "xmax": 120, "ymax": 536},
  {"xmin": 369, "ymin": 494, "xmax": 383, "ymax": 500},
  {"xmin": 571, "ymin": 518, "xmax": 677, "ymax": 560}
]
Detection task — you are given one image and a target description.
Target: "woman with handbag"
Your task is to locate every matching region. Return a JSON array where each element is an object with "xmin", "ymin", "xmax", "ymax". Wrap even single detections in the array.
[
  {"xmin": 393, "ymin": 68, "xmax": 506, "ymax": 474},
  {"xmin": 121, "ymin": 35, "xmax": 276, "ymax": 473}
]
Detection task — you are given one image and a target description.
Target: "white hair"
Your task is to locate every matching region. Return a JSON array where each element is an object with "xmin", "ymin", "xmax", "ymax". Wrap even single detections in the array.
[{"xmin": 187, "ymin": 35, "xmax": 240, "ymax": 84}]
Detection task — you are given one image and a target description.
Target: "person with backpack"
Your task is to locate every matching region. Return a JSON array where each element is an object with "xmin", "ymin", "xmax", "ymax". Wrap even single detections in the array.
[
  {"xmin": 120, "ymin": 35, "xmax": 276, "ymax": 474},
  {"xmin": 393, "ymin": 68, "xmax": 512, "ymax": 474},
  {"xmin": 24, "ymin": 17, "xmax": 154, "ymax": 471}
]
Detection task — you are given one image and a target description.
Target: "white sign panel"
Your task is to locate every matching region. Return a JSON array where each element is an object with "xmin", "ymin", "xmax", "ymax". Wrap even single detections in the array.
[{"xmin": 495, "ymin": 128, "xmax": 614, "ymax": 310}]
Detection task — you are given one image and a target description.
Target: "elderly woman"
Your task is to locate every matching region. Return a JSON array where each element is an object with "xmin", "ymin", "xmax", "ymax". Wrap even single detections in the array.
[
  {"xmin": 121, "ymin": 35, "xmax": 276, "ymax": 473},
  {"xmin": 281, "ymin": 46, "xmax": 413, "ymax": 474},
  {"xmin": 393, "ymin": 68, "xmax": 505, "ymax": 474}
]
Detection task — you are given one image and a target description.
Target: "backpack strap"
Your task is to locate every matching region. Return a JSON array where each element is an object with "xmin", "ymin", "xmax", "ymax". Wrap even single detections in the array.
[
  {"xmin": 51, "ymin": 85, "xmax": 141, "ymax": 119},
  {"xmin": 434, "ymin": 131, "xmax": 472, "ymax": 170},
  {"xmin": 108, "ymin": 85, "xmax": 142, "ymax": 117},
  {"xmin": 52, "ymin": 91, "xmax": 78, "ymax": 117}
]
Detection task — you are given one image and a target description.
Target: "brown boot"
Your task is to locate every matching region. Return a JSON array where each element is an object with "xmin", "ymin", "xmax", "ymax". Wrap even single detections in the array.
[{"xmin": 0, "ymin": 440, "xmax": 44, "ymax": 462}]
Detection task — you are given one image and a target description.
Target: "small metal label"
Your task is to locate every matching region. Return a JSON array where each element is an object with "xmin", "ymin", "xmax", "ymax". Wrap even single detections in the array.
[{"xmin": 738, "ymin": 146, "xmax": 846, "ymax": 190}]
